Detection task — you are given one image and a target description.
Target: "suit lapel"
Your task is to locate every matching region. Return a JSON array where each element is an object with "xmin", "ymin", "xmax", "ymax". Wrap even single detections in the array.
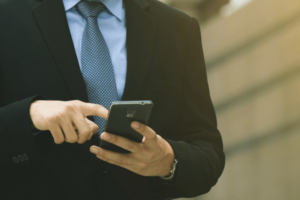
[
  {"xmin": 32, "ymin": 0, "xmax": 89, "ymax": 102},
  {"xmin": 121, "ymin": 0, "xmax": 156, "ymax": 100}
]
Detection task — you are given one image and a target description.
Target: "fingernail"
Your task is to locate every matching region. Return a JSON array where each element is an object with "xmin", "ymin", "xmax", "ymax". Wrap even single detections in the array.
[
  {"xmin": 91, "ymin": 148, "xmax": 98, "ymax": 154},
  {"xmin": 102, "ymin": 133, "xmax": 110, "ymax": 141},
  {"xmin": 132, "ymin": 122, "xmax": 140, "ymax": 129}
]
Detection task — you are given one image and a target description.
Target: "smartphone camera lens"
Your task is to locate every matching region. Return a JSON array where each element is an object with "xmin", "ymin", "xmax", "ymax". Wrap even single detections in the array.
[{"xmin": 140, "ymin": 102, "xmax": 145, "ymax": 105}]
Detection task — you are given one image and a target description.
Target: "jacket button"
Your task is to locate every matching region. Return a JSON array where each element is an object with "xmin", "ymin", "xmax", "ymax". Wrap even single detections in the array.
[
  {"xmin": 23, "ymin": 154, "xmax": 29, "ymax": 161},
  {"xmin": 12, "ymin": 157, "xmax": 19, "ymax": 164},
  {"xmin": 100, "ymin": 164, "xmax": 108, "ymax": 173},
  {"xmin": 18, "ymin": 155, "xmax": 24, "ymax": 162}
]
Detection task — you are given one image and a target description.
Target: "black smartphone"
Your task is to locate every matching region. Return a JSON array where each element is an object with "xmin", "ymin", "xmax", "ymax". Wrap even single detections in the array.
[{"xmin": 100, "ymin": 100, "xmax": 153, "ymax": 153}]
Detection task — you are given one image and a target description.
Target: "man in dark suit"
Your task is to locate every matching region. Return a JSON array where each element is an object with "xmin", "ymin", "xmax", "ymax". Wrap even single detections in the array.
[{"xmin": 0, "ymin": 0, "xmax": 225, "ymax": 199}]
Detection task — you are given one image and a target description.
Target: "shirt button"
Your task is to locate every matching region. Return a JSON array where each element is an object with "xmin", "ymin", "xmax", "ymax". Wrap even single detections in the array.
[
  {"xmin": 12, "ymin": 157, "xmax": 19, "ymax": 164},
  {"xmin": 18, "ymin": 155, "xmax": 24, "ymax": 162},
  {"xmin": 23, "ymin": 154, "xmax": 29, "ymax": 161}
]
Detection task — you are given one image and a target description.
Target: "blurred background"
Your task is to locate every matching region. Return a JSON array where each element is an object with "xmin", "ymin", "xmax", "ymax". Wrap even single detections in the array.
[{"xmin": 159, "ymin": 0, "xmax": 300, "ymax": 200}]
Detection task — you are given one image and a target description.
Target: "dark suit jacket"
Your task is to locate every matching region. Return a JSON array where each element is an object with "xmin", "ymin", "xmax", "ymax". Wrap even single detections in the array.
[{"xmin": 0, "ymin": 0, "xmax": 225, "ymax": 199}]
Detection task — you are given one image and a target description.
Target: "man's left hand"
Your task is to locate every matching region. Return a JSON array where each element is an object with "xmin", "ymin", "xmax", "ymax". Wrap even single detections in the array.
[{"xmin": 90, "ymin": 121, "xmax": 175, "ymax": 177}]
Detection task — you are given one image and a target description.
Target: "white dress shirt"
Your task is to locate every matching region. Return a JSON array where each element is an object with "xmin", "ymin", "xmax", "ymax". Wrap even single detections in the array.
[{"xmin": 63, "ymin": 0, "xmax": 127, "ymax": 100}]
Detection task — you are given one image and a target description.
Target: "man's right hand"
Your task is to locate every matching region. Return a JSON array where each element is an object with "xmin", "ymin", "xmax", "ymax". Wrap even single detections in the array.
[{"xmin": 30, "ymin": 100, "xmax": 108, "ymax": 144}]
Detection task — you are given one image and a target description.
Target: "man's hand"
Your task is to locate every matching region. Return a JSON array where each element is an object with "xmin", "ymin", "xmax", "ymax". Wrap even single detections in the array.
[
  {"xmin": 90, "ymin": 122, "xmax": 175, "ymax": 177},
  {"xmin": 30, "ymin": 100, "xmax": 108, "ymax": 144}
]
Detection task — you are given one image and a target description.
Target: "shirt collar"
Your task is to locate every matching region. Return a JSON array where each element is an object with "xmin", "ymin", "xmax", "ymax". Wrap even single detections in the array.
[{"xmin": 63, "ymin": 0, "xmax": 124, "ymax": 21}]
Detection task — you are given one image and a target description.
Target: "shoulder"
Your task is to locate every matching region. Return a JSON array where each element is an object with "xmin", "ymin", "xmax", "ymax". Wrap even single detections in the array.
[
  {"xmin": 0, "ymin": 0, "xmax": 12, "ymax": 11},
  {"xmin": 144, "ymin": 0, "xmax": 196, "ymax": 38},
  {"xmin": 0, "ymin": 0, "xmax": 17, "ymax": 23},
  {"xmin": 0, "ymin": 0, "xmax": 23, "ymax": 9},
  {"xmin": 0, "ymin": 0, "xmax": 38, "ymax": 16},
  {"xmin": 146, "ymin": 0, "xmax": 193, "ymax": 24}
]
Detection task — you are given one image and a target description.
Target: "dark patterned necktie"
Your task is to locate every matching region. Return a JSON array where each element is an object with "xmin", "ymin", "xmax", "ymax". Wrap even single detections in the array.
[{"xmin": 77, "ymin": 1, "xmax": 118, "ymax": 136}]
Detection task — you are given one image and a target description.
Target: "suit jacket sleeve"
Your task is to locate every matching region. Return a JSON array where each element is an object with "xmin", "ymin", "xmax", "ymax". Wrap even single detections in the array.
[
  {"xmin": 112, "ymin": 17, "xmax": 225, "ymax": 200},
  {"xmin": 0, "ymin": 96, "xmax": 42, "ymax": 181},
  {"xmin": 151, "ymin": 17, "xmax": 225, "ymax": 199},
  {"xmin": 164, "ymin": 17, "xmax": 225, "ymax": 197}
]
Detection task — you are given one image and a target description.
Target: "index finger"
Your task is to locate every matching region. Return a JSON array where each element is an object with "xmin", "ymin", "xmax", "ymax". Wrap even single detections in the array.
[{"xmin": 80, "ymin": 102, "xmax": 108, "ymax": 119}]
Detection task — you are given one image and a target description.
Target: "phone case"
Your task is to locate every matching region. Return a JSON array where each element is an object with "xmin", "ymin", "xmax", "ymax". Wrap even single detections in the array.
[{"xmin": 100, "ymin": 101, "xmax": 153, "ymax": 153}]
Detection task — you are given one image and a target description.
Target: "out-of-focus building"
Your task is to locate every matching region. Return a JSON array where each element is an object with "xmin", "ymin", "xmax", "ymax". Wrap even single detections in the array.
[
  {"xmin": 159, "ymin": 0, "xmax": 300, "ymax": 200},
  {"xmin": 160, "ymin": 0, "xmax": 229, "ymax": 23}
]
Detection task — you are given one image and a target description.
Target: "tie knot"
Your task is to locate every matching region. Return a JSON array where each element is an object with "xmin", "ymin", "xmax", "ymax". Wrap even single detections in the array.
[{"xmin": 77, "ymin": 0, "xmax": 105, "ymax": 19}]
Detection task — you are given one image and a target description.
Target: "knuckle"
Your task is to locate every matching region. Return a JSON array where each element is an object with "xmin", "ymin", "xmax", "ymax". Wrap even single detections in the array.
[
  {"xmin": 77, "ymin": 140, "xmax": 85, "ymax": 144},
  {"xmin": 68, "ymin": 140, "xmax": 76, "ymax": 144},
  {"xmin": 156, "ymin": 134, "xmax": 161, "ymax": 140},
  {"xmin": 56, "ymin": 111, "xmax": 67, "ymax": 119},
  {"xmin": 55, "ymin": 138, "xmax": 64, "ymax": 144},
  {"xmin": 68, "ymin": 136, "xmax": 78, "ymax": 143},
  {"xmin": 151, "ymin": 135, "xmax": 157, "ymax": 141},
  {"xmin": 46, "ymin": 115, "xmax": 57, "ymax": 123},
  {"xmin": 64, "ymin": 104, "xmax": 74, "ymax": 113},
  {"xmin": 81, "ymin": 129, "xmax": 91, "ymax": 137},
  {"xmin": 77, "ymin": 135, "xmax": 87, "ymax": 143},
  {"xmin": 72, "ymin": 100, "xmax": 82, "ymax": 104},
  {"xmin": 72, "ymin": 100, "xmax": 83, "ymax": 109}
]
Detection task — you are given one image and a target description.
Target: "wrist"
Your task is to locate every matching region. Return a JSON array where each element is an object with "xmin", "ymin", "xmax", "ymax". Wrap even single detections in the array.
[
  {"xmin": 159, "ymin": 141, "xmax": 175, "ymax": 177},
  {"xmin": 160, "ymin": 159, "xmax": 178, "ymax": 180}
]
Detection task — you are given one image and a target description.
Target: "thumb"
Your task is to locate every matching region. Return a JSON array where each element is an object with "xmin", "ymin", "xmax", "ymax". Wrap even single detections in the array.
[{"xmin": 85, "ymin": 118, "xmax": 99, "ymax": 137}]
